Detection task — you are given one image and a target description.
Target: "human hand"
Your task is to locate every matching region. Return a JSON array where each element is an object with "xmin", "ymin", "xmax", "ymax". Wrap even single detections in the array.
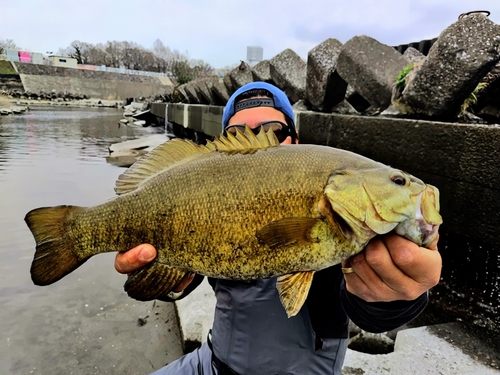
[
  {"xmin": 114, "ymin": 244, "xmax": 194, "ymax": 293},
  {"xmin": 341, "ymin": 233, "xmax": 441, "ymax": 302}
]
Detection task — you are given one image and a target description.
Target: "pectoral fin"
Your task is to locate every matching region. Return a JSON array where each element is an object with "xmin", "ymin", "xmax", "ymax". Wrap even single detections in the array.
[
  {"xmin": 276, "ymin": 271, "xmax": 315, "ymax": 318},
  {"xmin": 124, "ymin": 262, "xmax": 187, "ymax": 301},
  {"xmin": 256, "ymin": 217, "xmax": 321, "ymax": 249}
]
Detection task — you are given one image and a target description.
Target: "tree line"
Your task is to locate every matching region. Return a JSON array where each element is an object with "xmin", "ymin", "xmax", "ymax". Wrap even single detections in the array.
[{"xmin": 1, "ymin": 38, "xmax": 222, "ymax": 84}]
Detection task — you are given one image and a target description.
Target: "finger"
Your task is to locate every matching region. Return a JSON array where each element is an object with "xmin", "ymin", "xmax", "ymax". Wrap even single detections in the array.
[
  {"xmin": 172, "ymin": 273, "xmax": 195, "ymax": 292},
  {"xmin": 114, "ymin": 244, "xmax": 157, "ymax": 274},
  {"xmin": 363, "ymin": 237, "xmax": 421, "ymax": 298},
  {"xmin": 383, "ymin": 234, "xmax": 442, "ymax": 287},
  {"xmin": 344, "ymin": 250, "xmax": 399, "ymax": 302}
]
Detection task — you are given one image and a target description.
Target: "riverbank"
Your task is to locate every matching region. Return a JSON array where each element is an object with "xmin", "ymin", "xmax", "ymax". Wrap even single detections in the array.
[{"xmin": 1, "ymin": 95, "xmax": 124, "ymax": 108}]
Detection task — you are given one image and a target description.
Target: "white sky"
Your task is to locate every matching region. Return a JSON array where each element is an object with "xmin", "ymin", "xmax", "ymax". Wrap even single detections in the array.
[{"xmin": 2, "ymin": 1, "xmax": 500, "ymax": 68}]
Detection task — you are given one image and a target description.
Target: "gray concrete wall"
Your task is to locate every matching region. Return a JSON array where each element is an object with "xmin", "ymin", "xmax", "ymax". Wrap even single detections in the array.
[{"xmin": 13, "ymin": 62, "xmax": 173, "ymax": 100}]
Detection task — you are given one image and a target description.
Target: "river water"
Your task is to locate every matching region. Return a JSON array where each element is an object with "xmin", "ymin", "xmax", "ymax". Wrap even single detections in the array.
[{"xmin": 0, "ymin": 107, "xmax": 183, "ymax": 375}]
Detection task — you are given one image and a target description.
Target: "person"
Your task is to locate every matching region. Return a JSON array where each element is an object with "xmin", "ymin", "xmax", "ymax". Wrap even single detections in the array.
[{"xmin": 114, "ymin": 82, "xmax": 442, "ymax": 375}]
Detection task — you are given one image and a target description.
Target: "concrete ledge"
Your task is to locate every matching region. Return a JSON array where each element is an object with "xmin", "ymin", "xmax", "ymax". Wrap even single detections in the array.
[
  {"xmin": 175, "ymin": 279, "xmax": 215, "ymax": 353},
  {"xmin": 343, "ymin": 323, "xmax": 499, "ymax": 374}
]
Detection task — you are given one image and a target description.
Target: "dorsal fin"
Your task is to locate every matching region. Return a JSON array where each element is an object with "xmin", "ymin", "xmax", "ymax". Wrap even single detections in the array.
[{"xmin": 115, "ymin": 126, "xmax": 280, "ymax": 195}]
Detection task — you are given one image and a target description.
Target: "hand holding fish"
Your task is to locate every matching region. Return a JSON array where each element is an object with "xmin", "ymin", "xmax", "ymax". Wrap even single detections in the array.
[
  {"xmin": 114, "ymin": 245, "xmax": 194, "ymax": 294},
  {"xmin": 342, "ymin": 233, "xmax": 441, "ymax": 302}
]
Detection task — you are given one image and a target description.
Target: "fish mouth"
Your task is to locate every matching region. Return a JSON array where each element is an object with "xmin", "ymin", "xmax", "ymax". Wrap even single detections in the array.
[
  {"xmin": 395, "ymin": 187, "xmax": 442, "ymax": 247},
  {"xmin": 416, "ymin": 189, "xmax": 441, "ymax": 245}
]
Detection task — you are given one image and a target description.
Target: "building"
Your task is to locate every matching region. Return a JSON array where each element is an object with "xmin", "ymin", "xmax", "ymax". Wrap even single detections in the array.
[{"xmin": 48, "ymin": 55, "xmax": 78, "ymax": 68}]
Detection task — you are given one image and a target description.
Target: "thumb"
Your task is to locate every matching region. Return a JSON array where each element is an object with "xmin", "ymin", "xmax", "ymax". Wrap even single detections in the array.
[{"xmin": 114, "ymin": 244, "xmax": 156, "ymax": 274}]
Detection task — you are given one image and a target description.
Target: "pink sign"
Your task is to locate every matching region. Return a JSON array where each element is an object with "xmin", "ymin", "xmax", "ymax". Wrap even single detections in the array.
[{"xmin": 18, "ymin": 51, "xmax": 31, "ymax": 63}]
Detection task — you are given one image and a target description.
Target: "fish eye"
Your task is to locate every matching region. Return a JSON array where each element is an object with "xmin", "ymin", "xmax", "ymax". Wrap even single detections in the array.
[{"xmin": 391, "ymin": 175, "xmax": 406, "ymax": 186}]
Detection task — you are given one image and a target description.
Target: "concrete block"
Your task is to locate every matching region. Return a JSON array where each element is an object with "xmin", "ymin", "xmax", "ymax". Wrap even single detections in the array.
[
  {"xmin": 175, "ymin": 85, "xmax": 189, "ymax": 103},
  {"xmin": 402, "ymin": 47, "xmax": 425, "ymax": 64},
  {"xmin": 251, "ymin": 60, "xmax": 273, "ymax": 83},
  {"xmin": 223, "ymin": 73, "xmax": 234, "ymax": 95},
  {"xmin": 175, "ymin": 279, "xmax": 216, "ymax": 352},
  {"xmin": 344, "ymin": 324, "xmax": 498, "ymax": 374},
  {"xmin": 202, "ymin": 105, "xmax": 224, "ymax": 137},
  {"xmin": 269, "ymin": 48, "xmax": 307, "ymax": 103},
  {"xmin": 184, "ymin": 82, "xmax": 201, "ymax": 104},
  {"xmin": 229, "ymin": 61, "xmax": 254, "ymax": 90},
  {"xmin": 336, "ymin": 35, "xmax": 408, "ymax": 109},
  {"xmin": 306, "ymin": 38, "xmax": 347, "ymax": 112},
  {"xmin": 168, "ymin": 103, "xmax": 187, "ymax": 127},
  {"xmin": 206, "ymin": 77, "xmax": 228, "ymax": 106},
  {"xmin": 401, "ymin": 13, "xmax": 500, "ymax": 118},
  {"xmin": 193, "ymin": 79, "xmax": 212, "ymax": 105},
  {"xmin": 187, "ymin": 105, "xmax": 203, "ymax": 132}
]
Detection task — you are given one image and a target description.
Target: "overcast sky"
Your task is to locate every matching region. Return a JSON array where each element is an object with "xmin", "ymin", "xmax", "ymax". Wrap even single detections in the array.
[{"xmin": 3, "ymin": 1, "xmax": 500, "ymax": 68}]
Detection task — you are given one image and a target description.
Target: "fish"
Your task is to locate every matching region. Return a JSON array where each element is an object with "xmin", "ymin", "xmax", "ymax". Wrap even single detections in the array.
[{"xmin": 25, "ymin": 127, "xmax": 442, "ymax": 317}]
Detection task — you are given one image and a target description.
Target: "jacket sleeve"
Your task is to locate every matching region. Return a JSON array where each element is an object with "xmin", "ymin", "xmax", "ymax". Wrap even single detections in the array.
[{"xmin": 339, "ymin": 278, "xmax": 429, "ymax": 333}]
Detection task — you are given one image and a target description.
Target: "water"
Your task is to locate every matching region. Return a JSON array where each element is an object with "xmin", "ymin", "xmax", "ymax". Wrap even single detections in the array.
[{"xmin": 0, "ymin": 107, "xmax": 182, "ymax": 374}]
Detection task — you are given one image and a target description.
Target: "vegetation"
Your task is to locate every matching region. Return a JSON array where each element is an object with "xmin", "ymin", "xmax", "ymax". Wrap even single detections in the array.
[
  {"xmin": 0, "ymin": 38, "xmax": 19, "ymax": 55},
  {"xmin": 460, "ymin": 82, "xmax": 488, "ymax": 115},
  {"xmin": 0, "ymin": 60, "xmax": 18, "ymax": 75},
  {"xmin": 395, "ymin": 63, "xmax": 414, "ymax": 91},
  {"xmin": 57, "ymin": 39, "xmax": 215, "ymax": 84}
]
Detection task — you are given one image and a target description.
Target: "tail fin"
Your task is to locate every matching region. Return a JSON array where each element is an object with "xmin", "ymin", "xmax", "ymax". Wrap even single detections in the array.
[{"xmin": 25, "ymin": 205, "xmax": 87, "ymax": 286}]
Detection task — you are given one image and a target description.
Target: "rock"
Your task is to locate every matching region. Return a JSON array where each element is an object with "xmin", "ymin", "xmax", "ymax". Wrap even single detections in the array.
[
  {"xmin": 345, "ymin": 84, "xmax": 371, "ymax": 112},
  {"xmin": 107, "ymin": 134, "xmax": 169, "ymax": 167},
  {"xmin": 478, "ymin": 104, "xmax": 500, "ymax": 122},
  {"xmin": 474, "ymin": 62, "xmax": 500, "ymax": 115},
  {"xmin": 292, "ymin": 99, "xmax": 309, "ymax": 111},
  {"xmin": 123, "ymin": 111, "xmax": 135, "ymax": 117},
  {"xmin": 337, "ymin": 35, "xmax": 409, "ymax": 110},
  {"xmin": 306, "ymin": 38, "xmax": 347, "ymax": 112},
  {"xmin": 269, "ymin": 49, "xmax": 307, "ymax": 104},
  {"xmin": 400, "ymin": 13, "xmax": 500, "ymax": 119},
  {"xmin": 127, "ymin": 102, "xmax": 147, "ymax": 111},
  {"xmin": 174, "ymin": 85, "xmax": 188, "ymax": 103},
  {"xmin": 106, "ymin": 149, "xmax": 148, "ymax": 168},
  {"xmin": 349, "ymin": 331, "xmax": 394, "ymax": 355},
  {"xmin": 343, "ymin": 323, "xmax": 499, "ymax": 374},
  {"xmin": 133, "ymin": 120, "xmax": 146, "ymax": 126},
  {"xmin": 229, "ymin": 61, "xmax": 253, "ymax": 90},
  {"xmin": 332, "ymin": 100, "xmax": 358, "ymax": 115},
  {"xmin": 208, "ymin": 77, "xmax": 230, "ymax": 105},
  {"xmin": 251, "ymin": 60, "xmax": 273, "ymax": 83},
  {"xmin": 184, "ymin": 82, "xmax": 201, "ymax": 104},
  {"xmin": 11, "ymin": 106, "xmax": 26, "ymax": 114},
  {"xmin": 402, "ymin": 47, "xmax": 425, "ymax": 64},
  {"xmin": 119, "ymin": 119, "xmax": 129, "ymax": 124},
  {"xmin": 223, "ymin": 73, "xmax": 234, "ymax": 95},
  {"xmin": 193, "ymin": 79, "xmax": 213, "ymax": 105}
]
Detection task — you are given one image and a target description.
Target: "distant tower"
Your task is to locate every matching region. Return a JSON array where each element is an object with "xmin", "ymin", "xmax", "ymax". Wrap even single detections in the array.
[{"xmin": 246, "ymin": 46, "xmax": 263, "ymax": 67}]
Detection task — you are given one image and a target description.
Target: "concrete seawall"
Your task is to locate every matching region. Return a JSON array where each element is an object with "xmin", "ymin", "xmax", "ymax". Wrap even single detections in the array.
[
  {"xmin": 2, "ymin": 61, "xmax": 173, "ymax": 100},
  {"xmin": 153, "ymin": 102, "xmax": 500, "ymax": 338}
]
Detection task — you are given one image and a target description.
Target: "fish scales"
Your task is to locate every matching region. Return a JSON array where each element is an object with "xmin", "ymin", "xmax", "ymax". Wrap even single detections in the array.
[{"xmin": 70, "ymin": 145, "xmax": 357, "ymax": 278}]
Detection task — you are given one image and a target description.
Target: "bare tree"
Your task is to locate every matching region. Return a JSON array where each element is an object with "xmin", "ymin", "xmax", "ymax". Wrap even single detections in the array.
[
  {"xmin": 0, "ymin": 39, "xmax": 20, "ymax": 55},
  {"xmin": 57, "ymin": 39, "xmax": 215, "ymax": 83}
]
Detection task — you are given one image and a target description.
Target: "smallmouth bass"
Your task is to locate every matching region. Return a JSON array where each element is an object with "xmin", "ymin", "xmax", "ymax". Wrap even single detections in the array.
[{"xmin": 25, "ymin": 127, "xmax": 442, "ymax": 317}]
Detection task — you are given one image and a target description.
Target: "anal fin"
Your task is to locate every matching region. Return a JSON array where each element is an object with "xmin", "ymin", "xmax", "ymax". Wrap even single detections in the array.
[
  {"xmin": 276, "ymin": 271, "xmax": 315, "ymax": 318},
  {"xmin": 124, "ymin": 262, "xmax": 187, "ymax": 301}
]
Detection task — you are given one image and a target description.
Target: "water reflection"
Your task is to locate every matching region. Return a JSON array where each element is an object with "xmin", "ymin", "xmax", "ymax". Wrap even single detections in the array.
[{"xmin": 0, "ymin": 106, "xmax": 172, "ymax": 374}]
